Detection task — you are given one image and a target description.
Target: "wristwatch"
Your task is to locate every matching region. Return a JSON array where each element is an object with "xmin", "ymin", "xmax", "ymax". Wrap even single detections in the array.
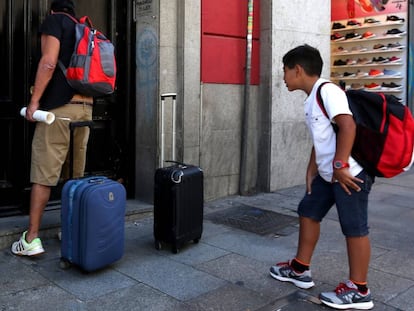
[{"xmin": 333, "ymin": 160, "xmax": 350, "ymax": 169}]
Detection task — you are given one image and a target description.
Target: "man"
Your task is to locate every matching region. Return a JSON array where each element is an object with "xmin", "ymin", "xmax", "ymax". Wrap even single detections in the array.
[
  {"xmin": 269, "ymin": 45, "xmax": 374, "ymax": 310},
  {"xmin": 11, "ymin": 0, "xmax": 93, "ymax": 256}
]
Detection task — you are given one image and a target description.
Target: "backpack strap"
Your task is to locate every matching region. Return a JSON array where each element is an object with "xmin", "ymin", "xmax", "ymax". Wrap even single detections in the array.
[
  {"xmin": 51, "ymin": 11, "xmax": 79, "ymax": 24},
  {"xmin": 51, "ymin": 12, "xmax": 79, "ymax": 74},
  {"xmin": 316, "ymin": 81, "xmax": 332, "ymax": 119}
]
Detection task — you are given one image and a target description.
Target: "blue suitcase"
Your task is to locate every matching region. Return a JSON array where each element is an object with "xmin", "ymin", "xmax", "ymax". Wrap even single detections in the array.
[
  {"xmin": 60, "ymin": 176, "xmax": 126, "ymax": 271},
  {"xmin": 60, "ymin": 121, "xmax": 126, "ymax": 272}
]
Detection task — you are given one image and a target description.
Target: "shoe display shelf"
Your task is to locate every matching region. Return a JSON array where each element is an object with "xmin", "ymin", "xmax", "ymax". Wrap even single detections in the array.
[{"xmin": 330, "ymin": 14, "xmax": 407, "ymax": 99}]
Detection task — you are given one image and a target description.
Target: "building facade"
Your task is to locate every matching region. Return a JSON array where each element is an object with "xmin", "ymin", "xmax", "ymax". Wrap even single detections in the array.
[{"xmin": 0, "ymin": 0, "xmax": 412, "ymax": 215}]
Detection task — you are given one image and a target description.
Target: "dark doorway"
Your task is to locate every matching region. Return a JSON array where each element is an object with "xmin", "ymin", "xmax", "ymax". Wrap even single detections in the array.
[{"xmin": 0, "ymin": 0, "xmax": 135, "ymax": 216}]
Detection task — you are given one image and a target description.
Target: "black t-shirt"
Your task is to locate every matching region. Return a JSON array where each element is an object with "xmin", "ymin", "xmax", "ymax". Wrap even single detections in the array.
[{"xmin": 38, "ymin": 13, "xmax": 77, "ymax": 110}]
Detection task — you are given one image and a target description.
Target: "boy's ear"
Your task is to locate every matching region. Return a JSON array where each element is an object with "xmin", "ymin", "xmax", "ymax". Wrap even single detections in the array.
[{"xmin": 294, "ymin": 64, "xmax": 303, "ymax": 76}]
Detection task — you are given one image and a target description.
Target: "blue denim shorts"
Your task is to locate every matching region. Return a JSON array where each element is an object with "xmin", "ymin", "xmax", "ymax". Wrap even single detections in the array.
[{"xmin": 298, "ymin": 170, "xmax": 374, "ymax": 237}]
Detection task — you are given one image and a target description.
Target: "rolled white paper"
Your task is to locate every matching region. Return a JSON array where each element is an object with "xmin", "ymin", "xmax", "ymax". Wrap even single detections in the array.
[{"xmin": 20, "ymin": 107, "xmax": 55, "ymax": 125}]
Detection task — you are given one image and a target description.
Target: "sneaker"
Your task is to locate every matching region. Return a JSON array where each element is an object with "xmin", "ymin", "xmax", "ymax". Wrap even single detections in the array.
[
  {"xmin": 345, "ymin": 32, "xmax": 362, "ymax": 40},
  {"xmin": 388, "ymin": 56, "xmax": 401, "ymax": 63},
  {"xmin": 383, "ymin": 69, "xmax": 401, "ymax": 77},
  {"xmin": 384, "ymin": 82, "xmax": 402, "ymax": 90},
  {"xmin": 331, "ymin": 72, "xmax": 343, "ymax": 78},
  {"xmin": 356, "ymin": 70, "xmax": 368, "ymax": 78},
  {"xmin": 369, "ymin": 69, "xmax": 384, "ymax": 77},
  {"xmin": 11, "ymin": 231, "xmax": 45, "ymax": 256},
  {"xmin": 333, "ymin": 59, "xmax": 347, "ymax": 66},
  {"xmin": 332, "ymin": 22, "xmax": 346, "ymax": 30},
  {"xmin": 362, "ymin": 31, "xmax": 375, "ymax": 39},
  {"xmin": 333, "ymin": 46, "xmax": 348, "ymax": 54},
  {"xmin": 347, "ymin": 20, "xmax": 361, "ymax": 27},
  {"xmin": 373, "ymin": 43, "xmax": 387, "ymax": 50},
  {"xmin": 387, "ymin": 42, "xmax": 404, "ymax": 50},
  {"xmin": 319, "ymin": 280, "xmax": 374, "ymax": 310},
  {"xmin": 386, "ymin": 15, "xmax": 405, "ymax": 22},
  {"xmin": 351, "ymin": 45, "xmax": 368, "ymax": 52},
  {"xmin": 343, "ymin": 71, "xmax": 356, "ymax": 77},
  {"xmin": 269, "ymin": 261, "xmax": 315, "ymax": 289},
  {"xmin": 331, "ymin": 33, "xmax": 345, "ymax": 41},
  {"xmin": 356, "ymin": 58, "xmax": 372, "ymax": 65},
  {"xmin": 373, "ymin": 56, "xmax": 388, "ymax": 64},
  {"xmin": 346, "ymin": 59, "xmax": 357, "ymax": 65},
  {"xmin": 364, "ymin": 83, "xmax": 381, "ymax": 90},
  {"xmin": 386, "ymin": 28, "xmax": 406, "ymax": 36},
  {"xmin": 351, "ymin": 83, "xmax": 364, "ymax": 90},
  {"xmin": 364, "ymin": 18, "xmax": 380, "ymax": 24}
]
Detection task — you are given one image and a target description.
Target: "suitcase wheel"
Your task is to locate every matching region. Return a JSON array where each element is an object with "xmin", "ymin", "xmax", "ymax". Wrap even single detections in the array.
[
  {"xmin": 193, "ymin": 238, "xmax": 200, "ymax": 244},
  {"xmin": 154, "ymin": 240, "xmax": 162, "ymax": 251},
  {"xmin": 59, "ymin": 257, "xmax": 72, "ymax": 270},
  {"xmin": 172, "ymin": 245, "xmax": 179, "ymax": 254}
]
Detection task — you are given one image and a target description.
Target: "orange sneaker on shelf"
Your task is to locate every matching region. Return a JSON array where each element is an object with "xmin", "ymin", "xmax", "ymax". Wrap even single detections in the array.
[
  {"xmin": 369, "ymin": 69, "xmax": 384, "ymax": 77},
  {"xmin": 364, "ymin": 82, "xmax": 381, "ymax": 90}
]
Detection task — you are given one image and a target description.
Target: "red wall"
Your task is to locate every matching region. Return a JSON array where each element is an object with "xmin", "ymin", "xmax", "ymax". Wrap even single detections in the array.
[{"xmin": 201, "ymin": 0, "xmax": 260, "ymax": 85}]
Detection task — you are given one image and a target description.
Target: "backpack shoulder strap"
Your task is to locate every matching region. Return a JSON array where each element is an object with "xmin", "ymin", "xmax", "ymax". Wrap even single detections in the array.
[
  {"xmin": 51, "ymin": 12, "xmax": 79, "ymax": 24},
  {"xmin": 316, "ymin": 81, "xmax": 332, "ymax": 119},
  {"xmin": 51, "ymin": 12, "xmax": 78, "ymax": 73}
]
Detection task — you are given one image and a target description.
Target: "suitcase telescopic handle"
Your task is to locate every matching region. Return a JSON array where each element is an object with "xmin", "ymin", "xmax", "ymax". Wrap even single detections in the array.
[
  {"xmin": 160, "ymin": 93, "xmax": 177, "ymax": 167},
  {"xmin": 69, "ymin": 121, "xmax": 94, "ymax": 179}
]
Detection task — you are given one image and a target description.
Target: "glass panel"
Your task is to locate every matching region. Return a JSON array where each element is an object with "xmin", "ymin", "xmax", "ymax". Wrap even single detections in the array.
[{"xmin": 0, "ymin": 0, "xmax": 11, "ymax": 98}]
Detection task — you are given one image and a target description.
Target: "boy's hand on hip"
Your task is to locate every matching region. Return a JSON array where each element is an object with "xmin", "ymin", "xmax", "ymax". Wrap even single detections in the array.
[{"xmin": 332, "ymin": 169, "xmax": 363, "ymax": 195}]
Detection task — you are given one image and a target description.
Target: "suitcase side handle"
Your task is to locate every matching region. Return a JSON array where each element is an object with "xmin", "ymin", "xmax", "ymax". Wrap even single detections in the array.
[
  {"xmin": 171, "ymin": 170, "xmax": 184, "ymax": 184},
  {"xmin": 87, "ymin": 177, "xmax": 107, "ymax": 184}
]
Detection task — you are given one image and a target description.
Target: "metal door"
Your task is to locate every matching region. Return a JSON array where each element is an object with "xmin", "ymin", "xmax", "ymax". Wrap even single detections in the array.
[{"xmin": 0, "ymin": 0, "xmax": 134, "ymax": 216}]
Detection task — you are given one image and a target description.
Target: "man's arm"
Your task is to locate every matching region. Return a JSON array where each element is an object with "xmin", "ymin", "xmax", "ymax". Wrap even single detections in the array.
[{"xmin": 26, "ymin": 34, "xmax": 60, "ymax": 121}]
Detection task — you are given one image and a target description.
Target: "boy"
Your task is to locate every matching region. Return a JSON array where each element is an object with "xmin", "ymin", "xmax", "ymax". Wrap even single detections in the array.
[{"xmin": 269, "ymin": 44, "xmax": 374, "ymax": 310}]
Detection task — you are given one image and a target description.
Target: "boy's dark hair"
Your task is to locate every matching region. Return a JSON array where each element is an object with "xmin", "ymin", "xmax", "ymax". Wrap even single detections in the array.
[
  {"xmin": 51, "ymin": 0, "xmax": 75, "ymax": 16},
  {"xmin": 282, "ymin": 44, "xmax": 323, "ymax": 77}
]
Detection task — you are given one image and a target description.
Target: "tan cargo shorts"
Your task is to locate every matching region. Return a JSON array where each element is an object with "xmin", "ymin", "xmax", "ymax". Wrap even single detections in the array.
[{"xmin": 30, "ymin": 103, "xmax": 93, "ymax": 186}]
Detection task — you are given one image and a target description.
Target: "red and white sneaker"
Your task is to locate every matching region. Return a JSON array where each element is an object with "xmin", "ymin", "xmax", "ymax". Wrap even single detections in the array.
[
  {"xmin": 319, "ymin": 280, "xmax": 374, "ymax": 310},
  {"xmin": 269, "ymin": 260, "xmax": 315, "ymax": 289}
]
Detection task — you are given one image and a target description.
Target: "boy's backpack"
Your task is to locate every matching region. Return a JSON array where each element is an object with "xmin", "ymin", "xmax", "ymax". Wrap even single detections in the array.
[
  {"xmin": 54, "ymin": 13, "xmax": 116, "ymax": 97},
  {"xmin": 317, "ymin": 82, "xmax": 414, "ymax": 178}
]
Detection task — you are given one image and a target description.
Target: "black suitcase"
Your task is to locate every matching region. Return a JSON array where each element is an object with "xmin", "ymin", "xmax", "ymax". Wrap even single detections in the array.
[{"xmin": 153, "ymin": 93, "xmax": 204, "ymax": 253}]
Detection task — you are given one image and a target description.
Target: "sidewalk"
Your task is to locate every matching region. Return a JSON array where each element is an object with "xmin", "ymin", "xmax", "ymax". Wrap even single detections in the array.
[{"xmin": 1, "ymin": 170, "xmax": 414, "ymax": 310}]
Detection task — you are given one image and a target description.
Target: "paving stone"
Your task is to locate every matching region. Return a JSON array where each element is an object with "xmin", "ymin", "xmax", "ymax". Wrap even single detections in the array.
[
  {"xmin": 367, "ymin": 269, "xmax": 414, "ymax": 304},
  {"xmin": 256, "ymin": 291, "xmax": 327, "ymax": 311},
  {"xmin": 202, "ymin": 226, "xmax": 297, "ymax": 264},
  {"xmin": 85, "ymin": 283, "xmax": 187, "ymax": 311},
  {"xmin": 371, "ymin": 249, "xmax": 414, "ymax": 280},
  {"xmin": 387, "ymin": 285, "xmax": 414, "ymax": 310},
  {"xmin": 196, "ymin": 253, "xmax": 296, "ymax": 298},
  {"xmin": 0, "ymin": 285, "xmax": 82, "ymax": 311},
  {"xmin": 186, "ymin": 283, "xmax": 269, "ymax": 311},
  {"xmin": 164, "ymin": 241, "xmax": 230, "ymax": 266},
  {"xmin": 32, "ymin": 258, "xmax": 137, "ymax": 301},
  {"xmin": 116, "ymin": 253, "xmax": 225, "ymax": 301},
  {"xmin": 0, "ymin": 252, "xmax": 49, "ymax": 296}
]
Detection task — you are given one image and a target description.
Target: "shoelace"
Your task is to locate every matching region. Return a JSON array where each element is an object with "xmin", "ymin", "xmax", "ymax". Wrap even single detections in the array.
[
  {"xmin": 335, "ymin": 282, "xmax": 356, "ymax": 294},
  {"xmin": 276, "ymin": 261, "xmax": 291, "ymax": 267}
]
